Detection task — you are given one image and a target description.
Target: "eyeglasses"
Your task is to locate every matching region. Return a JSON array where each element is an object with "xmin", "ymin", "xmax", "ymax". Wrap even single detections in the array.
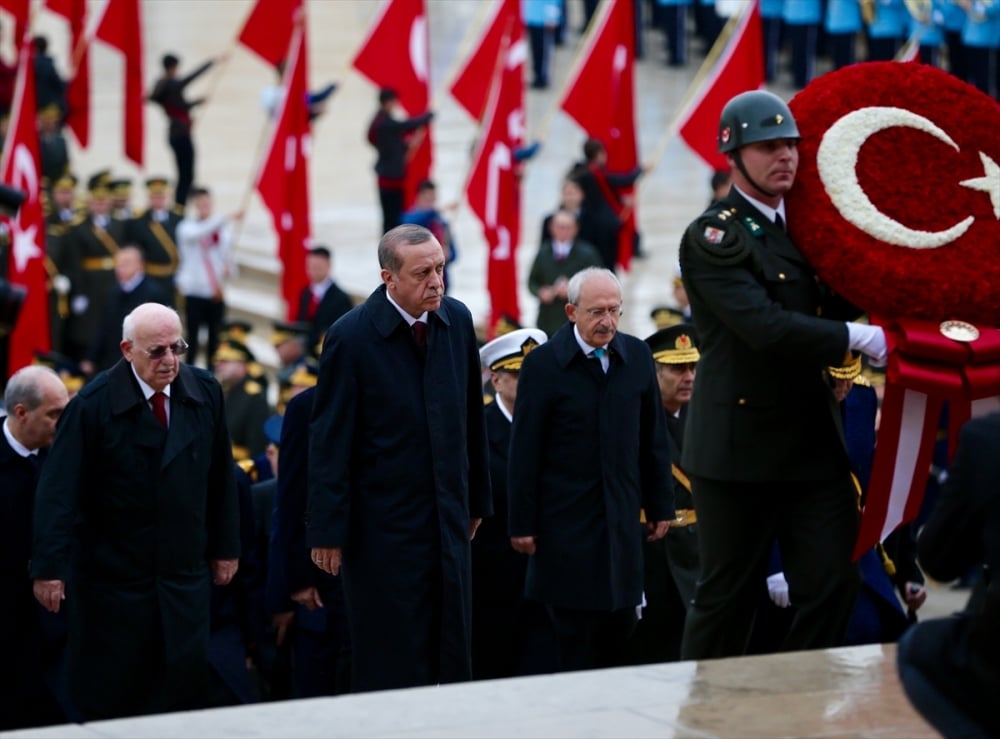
[
  {"xmin": 583, "ymin": 306, "xmax": 623, "ymax": 320},
  {"xmin": 141, "ymin": 339, "xmax": 189, "ymax": 360}
]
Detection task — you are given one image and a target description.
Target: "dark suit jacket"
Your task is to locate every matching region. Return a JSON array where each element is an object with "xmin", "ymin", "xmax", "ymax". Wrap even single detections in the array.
[
  {"xmin": 31, "ymin": 360, "xmax": 240, "ymax": 719},
  {"xmin": 266, "ymin": 387, "xmax": 346, "ymax": 635},
  {"xmin": 86, "ymin": 276, "xmax": 173, "ymax": 371},
  {"xmin": 508, "ymin": 323, "xmax": 674, "ymax": 611},
  {"xmin": 679, "ymin": 188, "xmax": 855, "ymax": 482},
  {"xmin": 527, "ymin": 239, "xmax": 603, "ymax": 338},
  {"xmin": 297, "ymin": 282, "xmax": 354, "ymax": 353},
  {"xmin": 306, "ymin": 285, "xmax": 491, "ymax": 691}
]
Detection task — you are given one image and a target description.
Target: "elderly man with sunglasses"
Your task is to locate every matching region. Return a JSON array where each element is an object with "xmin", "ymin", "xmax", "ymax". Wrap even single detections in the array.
[{"xmin": 31, "ymin": 302, "xmax": 240, "ymax": 721}]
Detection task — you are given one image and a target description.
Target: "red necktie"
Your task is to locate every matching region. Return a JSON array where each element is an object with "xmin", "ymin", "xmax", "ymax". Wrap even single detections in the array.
[
  {"xmin": 151, "ymin": 392, "xmax": 168, "ymax": 428},
  {"xmin": 411, "ymin": 320, "xmax": 427, "ymax": 350},
  {"xmin": 307, "ymin": 291, "xmax": 320, "ymax": 320}
]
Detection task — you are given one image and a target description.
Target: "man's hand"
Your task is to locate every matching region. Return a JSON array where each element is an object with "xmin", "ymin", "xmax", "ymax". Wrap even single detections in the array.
[
  {"xmin": 34, "ymin": 579, "xmax": 65, "ymax": 613},
  {"xmin": 312, "ymin": 547, "xmax": 342, "ymax": 576},
  {"xmin": 211, "ymin": 558, "xmax": 239, "ymax": 585},
  {"xmin": 271, "ymin": 611, "xmax": 294, "ymax": 646},
  {"xmin": 904, "ymin": 582, "xmax": 927, "ymax": 612},
  {"xmin": 510, "ymin": 536, "xmax": 537, "ymax": 555},
  {"xmin": 291, "ymin": 586, "xmax": 325, "ymax": 612},
  {"xmin": 538, "ymin": 286, "xmax": 556, "ymax": 304},
  {"xmin": 646, "ymin": 520, "xmax": 670, "ymax": 542},
  {"xmin": 469, "ymin": 518, "xmax": 482, "ymax": 540}
]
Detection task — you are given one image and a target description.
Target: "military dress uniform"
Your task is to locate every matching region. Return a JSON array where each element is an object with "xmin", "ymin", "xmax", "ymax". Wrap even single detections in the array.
[
  {"xmin": 629, "ymin": 325, "xmax": 701, "ymax": 664},
  {"xmin": 215, "ymin": 340, "xmax": 272, "ymax": 461},
  {"xmin": 43, "ymin": 175, "xmax": 80, "ymax": 354},
  {"xmin": 125, "ymin": 178, "xmax": 181, "ymax": 303},
  {"xmin": 62, "ymin": 175, "xmax": 127, "ymax": 360}
]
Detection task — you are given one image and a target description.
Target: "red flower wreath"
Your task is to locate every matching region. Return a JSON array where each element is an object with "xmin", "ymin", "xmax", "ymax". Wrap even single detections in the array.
[{"xmin": 786, "ymin": 62, "xmax": 1000, "ymax": 325}]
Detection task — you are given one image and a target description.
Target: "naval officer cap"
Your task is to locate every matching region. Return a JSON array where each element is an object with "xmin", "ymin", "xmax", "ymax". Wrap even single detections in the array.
[{"xmin": 479, "ymin": 328, "xmax": 547, "ymax": 373}]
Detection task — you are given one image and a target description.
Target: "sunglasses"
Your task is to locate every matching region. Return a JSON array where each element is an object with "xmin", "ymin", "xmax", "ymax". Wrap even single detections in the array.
[{"xmin": 141, "ymin": 339, "xmax": 189, "ymax": 360}]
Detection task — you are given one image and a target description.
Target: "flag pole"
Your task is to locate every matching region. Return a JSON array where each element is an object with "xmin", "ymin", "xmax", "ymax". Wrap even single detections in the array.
[
  {"xmin": 199, "ymin": 38, "xmax": 239, "ymax": 106},
  {"xmin": 531, "ymin": 0, "xmax": 613, "ymax": 144},
  {"xmin": 645, "ymin": 8, "xmax": 744, "ymax": 171},
  {"xmin": 433, "ymin": 0, "xmax": 496, "ymax": 110}
]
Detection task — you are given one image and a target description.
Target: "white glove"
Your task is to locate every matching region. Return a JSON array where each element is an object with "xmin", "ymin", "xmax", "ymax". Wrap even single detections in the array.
[
  {"xmin": 767, "ymin": 572, "xmax": 790, "ymax": 608},
  {"xmin": 53, "ymin": 274, "xmax": 71, "ymax": 295},
  {"xmin": 846, "ymin": 322, "xmax": 888, "ymax": 366}
]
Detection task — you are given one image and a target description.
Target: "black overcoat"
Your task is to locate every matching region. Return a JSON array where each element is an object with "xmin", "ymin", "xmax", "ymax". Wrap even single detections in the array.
[
  {"xmin": 306, "ymin": 285, "xmax": 491, "ymax": 691},
  {"xmin": 508, "ymin": 323, "xmax": 674, "ymax": 611},
  {"xmin": 30, "ymin": 360, "xmax": 240, "ymax": 718}
]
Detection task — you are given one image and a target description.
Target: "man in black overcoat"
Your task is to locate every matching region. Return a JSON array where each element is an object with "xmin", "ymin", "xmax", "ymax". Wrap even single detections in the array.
[
  {"xmin": 308, "ymin": 225, "xmax": 491, "ymax": 692},
  {"xmin": 677, "ymin": 90, "xmax": 889, "ymax": 659},
  {"xmin": 0, "ymin": 366, "xmax": 69, "ymax": 729},
  {"xmin": 508, "ymin": 267, "xmax": 674, "ymax": 672},
  {"xmin": 31, "ymin": 303, "xmax": 240, "ymax": 720}
]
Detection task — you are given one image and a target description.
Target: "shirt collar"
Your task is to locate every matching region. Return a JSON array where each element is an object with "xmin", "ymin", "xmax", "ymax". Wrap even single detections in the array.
[
  {"xmin": 119, "ymin": 272, "xmax": 145, "ymax": 293},
  {"xmin": 495, "ymin": 395, "xmax": 513, "ymax": 423},
  {"xmin": 3, "ymin": 417, "xmax": 38, "ymax": 457},
  {"xmin": 385, "ymin": 288, "xmax": 427, "ymax": 327},
  {"xmin": 131, "ymin": 363, "xmax": 171, "ymax": 401},
  {"xmin": 573, "ymin": 324, "xmax": 606, "ymax": 355},
  {"xmin": 734, "ymin": 185, "xmax": 786, "ymax": 226}
]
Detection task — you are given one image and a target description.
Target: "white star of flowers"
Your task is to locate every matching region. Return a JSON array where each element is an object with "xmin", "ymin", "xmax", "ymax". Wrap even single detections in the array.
[
  {"xmin": 959, "ymin": 151, "xmax": 1000, "ymax": 219},
  {"xmin": 11, "ymin": 223, "xmax": 41, "ymax": 274}
]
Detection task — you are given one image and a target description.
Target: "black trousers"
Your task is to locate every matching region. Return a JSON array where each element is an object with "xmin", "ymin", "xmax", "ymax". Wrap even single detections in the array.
[
  {"xmin": 378, "ymin": 186, "xmax": 404, "ymax": 236},
  {"xmin": 548, "ymin": 605, "xmax": 638, "ymax": 673},
  {"xmin": 184, "ymin": 295, "xmax": 224, "ymax": 368},
  {"xmin": 169, "ymin": 133, "xmax": 195, "ymax": 207},
  {"xmin": 681, "ymin": 474, "xmax": 860, "ymax": 660}
]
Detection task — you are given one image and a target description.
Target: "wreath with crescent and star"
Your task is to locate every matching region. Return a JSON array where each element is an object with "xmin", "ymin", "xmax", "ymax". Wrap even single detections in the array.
[{"xmin": 786, "ymin": 61, "xmax": 1000, "ymax": 325}]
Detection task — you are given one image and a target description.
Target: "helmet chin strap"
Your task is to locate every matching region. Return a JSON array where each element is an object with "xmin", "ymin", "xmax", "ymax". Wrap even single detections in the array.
[{"xmin": 733, "ymin": 150, "xmax": 779, "ymax": 200}]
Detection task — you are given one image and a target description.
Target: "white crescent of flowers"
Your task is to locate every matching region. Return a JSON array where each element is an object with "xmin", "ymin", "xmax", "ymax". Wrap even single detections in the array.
[{"xmin": 817, "ymin": 106, "xmax": 980, "ymax": 249}]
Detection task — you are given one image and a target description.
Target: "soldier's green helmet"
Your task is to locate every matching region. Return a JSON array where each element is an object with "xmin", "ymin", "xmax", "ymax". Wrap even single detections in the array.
[{"xmin": 717, "ymin": 90, "xmax": 800, "ymax": 154}]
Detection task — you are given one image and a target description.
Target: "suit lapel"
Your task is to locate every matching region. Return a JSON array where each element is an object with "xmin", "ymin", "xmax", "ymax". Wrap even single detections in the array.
[{"xmin": 161, "ymin": 366, "xmax": 207, "ymax": 469}]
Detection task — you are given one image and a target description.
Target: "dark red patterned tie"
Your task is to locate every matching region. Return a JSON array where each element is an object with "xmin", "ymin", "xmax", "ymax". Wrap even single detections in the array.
[
  {"xmin": 151, "ymin": 392, "xmax": 168, "ymax": 428},
  {"xmin": 411, "ymin": 320, "xmax": 427, "ymax": 350}
]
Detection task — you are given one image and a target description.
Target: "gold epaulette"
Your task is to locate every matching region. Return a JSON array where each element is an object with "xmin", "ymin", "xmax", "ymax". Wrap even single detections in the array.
[
  {"xmin": 236, "ymin": 456, "xmax": 257, "ymax": 480},
  {"xmin": 483, "ymin": 394, "xmax": 494, "ymax": 406},
  {"xmin": 244, "ymin": 380, "xmax": 262, "ymax": 396},
  {"xmin": 853, "ymin": 374, "xmax": 871, "ymax": 388},
  {"xmin": 233, "ymin": 445, "xmax": 252, "ymax": 463}
]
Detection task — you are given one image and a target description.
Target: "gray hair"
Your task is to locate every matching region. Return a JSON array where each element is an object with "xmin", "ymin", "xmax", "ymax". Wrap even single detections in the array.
[
  {"xmin": 378, "ymin": 224, "xmax": 436, "ymax": 273},
  {"xmin": 4, "ymin": 365, "xmax": 60, "ymax": 411},
  {"xmin": 122, "ymin": 303, "xmax": 182, "ymax": 342},
  {"xmin": 567, "ymin": 267, "xmax": 622, "ymax": 305}
]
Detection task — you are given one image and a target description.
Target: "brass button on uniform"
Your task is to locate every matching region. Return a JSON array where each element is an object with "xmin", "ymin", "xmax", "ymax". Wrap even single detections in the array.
[
  {"xmin": 737, "ymin": 398, "xmax": 747, "ymax": 406},
  {"xmin": 778, "ymin": 273, "xmax": 786, "ymax": 280}
]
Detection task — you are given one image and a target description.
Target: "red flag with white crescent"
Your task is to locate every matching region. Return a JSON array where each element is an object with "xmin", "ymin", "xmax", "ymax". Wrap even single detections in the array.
[
  {"xmin": 449, "ymin": 0, "xmax": 520, "ymax": 122},
  {"xmin": 44, "ymin": 0, "xmax": 91, "ymax": 148},
  {"xmin": 1, "ymin": 37, "xmax": 50, "ymax": 373},
  {"xmin": 93, "ymin": 0, "xmax": 144, "ymax": 166},
  {"xmin": 352, "ymin": 0, "xmax": 432, "ymax": 209},
  {"xmin": 255, "ymin": 24, "xmax": 311, "ymax": 321},
  {"xmin": 466, "ymin": 22, "xmax": 524, "ymax": 334},
  {"xmin": 559, "ymin": 0, "xmax": 639, "ymax": 271}
]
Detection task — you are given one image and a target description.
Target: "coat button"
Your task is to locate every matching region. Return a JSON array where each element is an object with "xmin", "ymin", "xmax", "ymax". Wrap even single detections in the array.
[
  {"xmin": 778, "ymin": 273, "xmax": 786, "ymax": 280},
  {"xmin": 737, "ymin": 398, "xmax": 747, "ymax": 406}
]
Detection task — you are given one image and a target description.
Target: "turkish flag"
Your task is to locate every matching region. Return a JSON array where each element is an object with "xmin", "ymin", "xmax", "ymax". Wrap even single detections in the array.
[
  {"xmin": 0, "ymin": 0, "xmax": 29, "ymax": 57},
  {"xmin": 93, "ymin": 0, "xmax": 143, "ymax": 166},
  {"xmin": 559, "ymin": 0, "xmax": 639, "ymax": 271},
  {"xmin": 352, "ymin": 0, "xmax": 431, "ymax": 209},
  {"xmin": 466, "ymin": 22, "xmax": 524, "ymax": 334},
  {"xmin": 449, "ymin": 0, "xmax": 520, "ymax": 122},
  {"xmin": 44, "ymin": 0, "xmax": 90, "ymax": 147},
  {"xmin": 238, "ymin": 0, "xmax": 302, "ymax": 67},
  {"xmin": 1, "ymin": 38, "xmax": 50, "ymax": 374},
  {"xmin": 255, "ymin": 24, "xmax": 311, "ymax": 321},
  {"xmin": 677, "ymin": 0, "xmax": 764, "ymax": 171}
]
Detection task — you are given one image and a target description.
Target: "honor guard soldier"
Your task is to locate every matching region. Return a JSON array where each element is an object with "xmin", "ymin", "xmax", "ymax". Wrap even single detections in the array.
[
  {"xmin": 631, "ymin": 324, "xmax": 701, "ymax": 663},
  {"xmin": 271, "ymin": 320, "xmax": 310, "ymax": 371},
  {"xmin": 62, "ymin": 171, "xmax": 127, "ymax": 361},
  {"xmin": 677, "ymin": 90, "xmax": 888, "ymax": 659},
  {"xmin": 108, "ymin": 178, "xmax": 134, "ymax": 220},
  {"xmin": 213, "ymin": 338, "xmax": 272, "ymax": 461},
  {"xmin": 649, "ymin": 305, "xmax": 685, "ymax": 331},
  {"xmin": 125, "ymin": 177, "xmax": 181, "ymax": 304},
  {"xmin": 43, "ymin": 174, "xmax": 79, "ymax": 354}
]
